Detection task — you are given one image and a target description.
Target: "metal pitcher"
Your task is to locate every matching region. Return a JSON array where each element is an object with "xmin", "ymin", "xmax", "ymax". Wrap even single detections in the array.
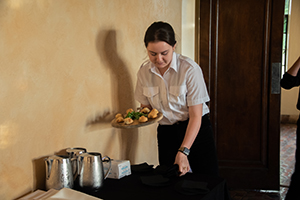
[
  {"xmin": 45, "ymin": 155, "xmax": 75, "ymax": 190},
  {"xmin": 66, "ymin": 147, "xmax": 86, "ymax": 179},
  {"xmin": 77, "ymin": 152, "xmax": 111, "ymax": 190},
  {"xmin": 66, "ymin": 147, "xmax": 87, "ymax": 159}
]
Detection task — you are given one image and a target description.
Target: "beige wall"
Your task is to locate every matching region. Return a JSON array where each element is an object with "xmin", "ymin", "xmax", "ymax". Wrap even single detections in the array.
[
  {"xmin": 182, "ymin": 0, "xmax": 195, "ymax": 60},
  {"xmin": 281, "ymin": 0, "xmax": 300, "ymax": 116},
  {"xmin": 0, "ymin": 0, "xmax": 183, "ymax": 199}
]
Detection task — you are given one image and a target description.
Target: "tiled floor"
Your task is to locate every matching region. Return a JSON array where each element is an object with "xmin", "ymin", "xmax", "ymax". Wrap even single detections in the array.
[{"xmin": 229, "ymin": 123, "xmax": 297, "ymax": 200}]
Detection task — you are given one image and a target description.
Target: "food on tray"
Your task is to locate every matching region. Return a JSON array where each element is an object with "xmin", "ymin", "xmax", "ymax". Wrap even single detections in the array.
[
  {"xmin": 124, "ymin": 117, "xmax": 134, "ymax": 125},
  {"xmin": 141, "ymin": 107, "xmax": 151, "ymax": 114},
  {"xmin": 139, "ymin": 115, "xmax": 148, "ymax": 123},
  {"xmin": 126, "ymin": 108, "xmax": 134, "ymax": 114},
  {"xmin": 116, "ymin": 116, "xmax": 124, "ymax": 123},
  {"xmin": 125, "ymin": 110, "xmax": 147, "ymax": 120},
  {"xmin": 112, "ymin": 108, "xmax": 162, "ymax": 128},
  {"xmin": 114, "ymin": 108, "xmax": 159, "ymax": 126},
  {"xmin": 115, "ymin": 113, "xmax": 123, "ymax": 119},
  {"xmin": 148, "ymin": 109, "xmax": 159, "ymax": 119}
]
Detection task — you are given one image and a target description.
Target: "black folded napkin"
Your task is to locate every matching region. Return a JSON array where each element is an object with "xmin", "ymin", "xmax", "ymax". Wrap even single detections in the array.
[
  {"xmin": 140, "ymin": 174, "xmax": 171, "ymax": 187},
  {"xmin": 175, "ymin": 180, "xmax": 210, "ymax": 195},
  {"xmin": 139, "ymin": 164, "xmax": 179, "ymax": 187},
  {"xmin": 131, "ymin": 162, "xmax": 154, "ymax": 173},
  {"xmin": 154, "ymin": 164, "xmax": 179, "ymax": 178}
]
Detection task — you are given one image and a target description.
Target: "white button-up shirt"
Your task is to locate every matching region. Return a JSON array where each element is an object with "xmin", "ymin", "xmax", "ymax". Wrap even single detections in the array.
[{"xmin": 134, "ymin": 52, "xmax": 210, "ymax": 125}]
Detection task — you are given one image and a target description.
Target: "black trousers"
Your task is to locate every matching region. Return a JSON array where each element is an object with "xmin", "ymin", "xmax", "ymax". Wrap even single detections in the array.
[
  {"xmin": 157, "ymin": 114, "xmax": 219, "ymax": 177},
  {"xmin": 285, "ymin": 115, "xmax": 300, "ymax": 200}
]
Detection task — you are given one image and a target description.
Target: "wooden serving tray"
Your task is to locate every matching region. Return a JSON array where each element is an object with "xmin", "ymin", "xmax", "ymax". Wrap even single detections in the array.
[{"xmin": 111, "ymin": 112, "xmax": 163, "ymax": 129}]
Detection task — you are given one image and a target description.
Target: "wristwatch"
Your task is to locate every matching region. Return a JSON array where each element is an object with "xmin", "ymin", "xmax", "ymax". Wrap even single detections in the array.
[{"xmin": 178, "ymin": 147, "xmax": 190, "ymax": 156}]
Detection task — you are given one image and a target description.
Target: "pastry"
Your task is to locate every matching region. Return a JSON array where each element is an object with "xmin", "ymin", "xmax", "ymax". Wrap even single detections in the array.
[
  {"xmin": 139, "ymin": 116, "xmax": 148, "ymax": 123},
  {"xmin": 126, "ymin": 108, "xmax": 134, "ymax": 114},
  {"xmin": 116, "ymin": 116, "xmax": 124, "ymax": 123},
  {"xmin": 124, "ymin": 117, "xmax": 134, "ymax": 125},
  {"xmin": 115, "ymin": 113, "xmax": 123, "ymax": 119},
  {"xmin": 148, "ymin": 109, "xmax": 159, "ymax": 119},
  {"xmin": 141, "ymin": 107, "xmax": 150, "ymax": 114}
]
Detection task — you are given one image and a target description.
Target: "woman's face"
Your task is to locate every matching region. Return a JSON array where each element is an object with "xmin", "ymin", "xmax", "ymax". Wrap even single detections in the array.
[{"xmin": 146, "ymin": 41, "xmax": 175, "ymax": 71}]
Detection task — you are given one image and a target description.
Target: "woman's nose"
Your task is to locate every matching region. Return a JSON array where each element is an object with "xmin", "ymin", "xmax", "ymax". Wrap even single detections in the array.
[{"xmin": 156, "ymin": 54, "xmax": 163, "ymax": 61}]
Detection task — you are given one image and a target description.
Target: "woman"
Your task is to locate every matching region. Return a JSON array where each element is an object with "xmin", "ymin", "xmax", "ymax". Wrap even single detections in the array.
[
  {"xmin": 134, "ymin": 21, "xmax": 219, "ymax": 177},
  {"xmin": 281, "ymin": 56, "xmax": 300, "ymax": 200}
]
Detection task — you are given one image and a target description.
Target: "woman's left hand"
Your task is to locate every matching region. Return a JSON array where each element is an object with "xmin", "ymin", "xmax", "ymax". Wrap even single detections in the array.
[{"xmin": 175, "ymin": 151, "xmax": 190, "ymax": 176}]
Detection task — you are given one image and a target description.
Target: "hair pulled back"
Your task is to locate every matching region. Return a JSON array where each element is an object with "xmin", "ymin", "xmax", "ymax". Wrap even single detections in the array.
[{"xmin": 144, "ymin": 21, "xmax": 177, "ymax": 47}]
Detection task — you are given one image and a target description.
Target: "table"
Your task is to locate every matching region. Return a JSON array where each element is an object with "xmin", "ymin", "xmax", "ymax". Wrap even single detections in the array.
[{"xmin": 75, "ymin": 170, "xmax": 231, "ymax": 200}]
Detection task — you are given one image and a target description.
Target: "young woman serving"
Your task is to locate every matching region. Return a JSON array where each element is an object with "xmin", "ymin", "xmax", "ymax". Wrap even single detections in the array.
[{"xmin": 134, "ymin": 21, "xmax": 219, "ymax": 177}]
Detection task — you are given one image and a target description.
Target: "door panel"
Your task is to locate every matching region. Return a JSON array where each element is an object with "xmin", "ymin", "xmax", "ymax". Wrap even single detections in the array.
[{"xmin": 198, "ymin": 0, "xmax": 284, "ymax": 189}]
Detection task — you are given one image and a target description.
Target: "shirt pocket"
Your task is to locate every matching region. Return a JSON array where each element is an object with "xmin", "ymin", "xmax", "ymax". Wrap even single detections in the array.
[
  {"xmin": 169, "ymin": 85, "xmax": 187, "ymax": 106},
  {"xmin": 143, "ymin": 87, "xmax": 160, "ymax": 108}
]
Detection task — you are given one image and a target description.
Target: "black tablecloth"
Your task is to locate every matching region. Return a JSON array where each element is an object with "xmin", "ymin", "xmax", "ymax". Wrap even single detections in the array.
[{"xmin": 75, "ymin": 169, "xmax": 231, "ymax": 200}]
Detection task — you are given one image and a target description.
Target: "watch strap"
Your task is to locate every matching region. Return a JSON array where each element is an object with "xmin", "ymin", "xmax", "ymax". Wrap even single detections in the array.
[{"xmin": 178, "ymin": 147, "xmax": 190, "ymax": 156}]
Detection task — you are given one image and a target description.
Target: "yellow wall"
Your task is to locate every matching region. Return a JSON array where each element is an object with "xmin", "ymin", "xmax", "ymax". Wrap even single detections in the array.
[
  {"xmin": 281, "ymin": 0, "xmax": 300, "ymax": 116},
  {"xmin": 0, "ymin": 0, "xmax": 182, "ymax": 199}
]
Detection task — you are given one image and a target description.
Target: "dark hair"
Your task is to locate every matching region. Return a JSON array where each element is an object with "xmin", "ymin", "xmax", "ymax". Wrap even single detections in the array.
[{"xmin": 144, "ymin": 21, "xmax": 177, "ymax": 47}]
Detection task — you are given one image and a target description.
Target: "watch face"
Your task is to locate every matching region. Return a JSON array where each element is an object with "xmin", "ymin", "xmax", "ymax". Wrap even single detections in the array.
[
  {"xmin": 184, "ymin": 148, "xmax": 190, "ymax": 155},
  {"xmin": 179, "ymin": 147, "xmax": 190, "ymax": 155}
]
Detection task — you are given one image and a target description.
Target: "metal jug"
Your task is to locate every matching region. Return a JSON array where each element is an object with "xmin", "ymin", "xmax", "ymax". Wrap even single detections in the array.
[
  {"xmin": 77, "ymin": 152, "xmax": 111, "ymax": 190},
  {"xmin": 66, "ymin": 147, "xmax": 87, "ymax": 159},
  {"xmin": 66, "ymin": 147, "xmax": 86, "ymax": 179},
  {"xmin": 45, "ymin": 155, "xmax": 75, "ymax": 190}
]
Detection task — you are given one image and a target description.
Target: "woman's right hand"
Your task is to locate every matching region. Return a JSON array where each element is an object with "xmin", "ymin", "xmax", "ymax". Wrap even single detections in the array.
[{"xmin": 174, "ymin": 151, "xmax": 190, "ymax": 176}]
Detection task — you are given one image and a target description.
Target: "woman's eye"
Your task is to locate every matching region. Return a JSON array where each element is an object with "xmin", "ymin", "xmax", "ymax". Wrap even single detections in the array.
[
  {"xmin": 151, "ymin": 53, "xmax": 156, "ymax": 56},
  {"xmin": 162, "ymin": 51, "xmax": 168, "ymax": 55}
]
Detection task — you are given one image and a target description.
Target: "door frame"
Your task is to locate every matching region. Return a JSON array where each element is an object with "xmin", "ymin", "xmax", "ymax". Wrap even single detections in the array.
[{"xmin": 195, "ymin": 0, "xmax": 283, "ymax": 189}]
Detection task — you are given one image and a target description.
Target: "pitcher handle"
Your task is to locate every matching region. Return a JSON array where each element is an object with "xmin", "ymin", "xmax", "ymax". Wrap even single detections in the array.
[
  {"xmin": 71, "ymin": 157, "xmax": 78, "ymax": 180},
  {"xmin": 102, "ymin": 156, "xmax": 111, "ymax": 179},
  {"xmin": 45, "ymin": 157, "xmax": 52, "ymax": 179}
]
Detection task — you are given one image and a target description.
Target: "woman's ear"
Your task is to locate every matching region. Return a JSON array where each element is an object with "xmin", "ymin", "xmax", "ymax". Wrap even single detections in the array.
[{"xmin": 172, "ymin": 43, "xmax": 177, "ymax": 51}]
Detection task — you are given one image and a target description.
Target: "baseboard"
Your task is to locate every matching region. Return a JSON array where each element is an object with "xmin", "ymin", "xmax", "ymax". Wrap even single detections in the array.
[{"xmin": 281, "ymin": 115, "xmax": 298, "ymax": 124}]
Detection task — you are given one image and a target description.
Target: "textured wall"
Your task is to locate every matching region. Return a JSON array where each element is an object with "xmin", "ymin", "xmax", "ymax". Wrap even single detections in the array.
[{"xmin": 0, "ymin": 0, "xmax": 182, "ymax": 199}]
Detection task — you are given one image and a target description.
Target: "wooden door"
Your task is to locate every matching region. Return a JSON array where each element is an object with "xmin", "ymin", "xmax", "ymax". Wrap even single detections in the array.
[{"xmin": 197, "ymin": 0, "xmax": 284, "ymax": 189}]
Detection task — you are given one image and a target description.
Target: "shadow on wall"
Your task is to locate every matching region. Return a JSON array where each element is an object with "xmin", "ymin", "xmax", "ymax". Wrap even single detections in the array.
[
  {"xmin": 90, "ymin": 29, "xmax": 139, "ymax": 163},
  {"xmin": 24, "ymin": 30, "xmax": 140, "ymax": 198}
]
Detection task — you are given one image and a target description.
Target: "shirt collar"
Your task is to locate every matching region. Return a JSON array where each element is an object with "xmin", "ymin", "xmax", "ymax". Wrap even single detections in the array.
[
  {"xmin": 169, "ymin": 52, "xmax": 178, "ymax": 72},
  {"xmin": 149, "ymin": 51, "xmax": 178, "ymax": 74}
]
